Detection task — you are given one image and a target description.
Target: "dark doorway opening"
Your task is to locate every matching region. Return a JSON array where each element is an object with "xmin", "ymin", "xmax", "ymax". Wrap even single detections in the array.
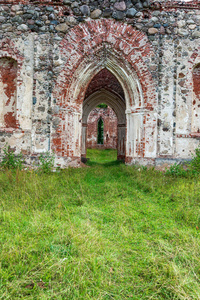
[{"xmin": 81, "ymin": 68, "xmax": 126, "ymax": 163}]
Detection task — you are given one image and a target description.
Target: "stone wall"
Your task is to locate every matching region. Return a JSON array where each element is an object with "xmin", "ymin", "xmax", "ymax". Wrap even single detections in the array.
[{"xmin": 0, "ymin": 0, "xmax": 200, "ymax": 167}]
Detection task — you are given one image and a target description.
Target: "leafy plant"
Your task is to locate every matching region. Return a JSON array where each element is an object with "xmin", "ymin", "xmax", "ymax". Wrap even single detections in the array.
[
  {"xmin": 142, "ymin": 166, "xmax": 148, "ymax": 171},
  {"xmin": 0, "ymin": 145, "xmax": 24, "ymax": 170},
  {"xmin": 165, "ymin": 163, "xmax": 188, "ymax": 177},
  {"xmin": 165, "ymin": 146, "xmax": 200, "ymax": 177},
  {"xmin": 38, "ymin": 152, "xmax": 55, "ymax": 173},
  {"xmin": 190, "ymin": 146, "xmax": 200, "ymax": 173}
]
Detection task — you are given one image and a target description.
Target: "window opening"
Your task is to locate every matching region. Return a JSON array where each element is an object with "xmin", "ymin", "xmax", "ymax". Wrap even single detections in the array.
[
  {"xmin": 97, "ymin": 103, "xmax": 108, "ymax": 109},
  {"xmin": 97, "ymin": 117, "xmax": 104, "ymax": 144}
]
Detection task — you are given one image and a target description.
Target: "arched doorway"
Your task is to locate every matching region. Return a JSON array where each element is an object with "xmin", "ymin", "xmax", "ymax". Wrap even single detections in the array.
[
  {"xmin": 52, "ymin": 19, "xmax": 157, "ymax": 167},
  {"xmin": 87, "ymin": 105, "xmax": 118, "ymax": 149},
  {"xmin": 81, "ymin": 69, "xmax": 126, "ymax": 161}
]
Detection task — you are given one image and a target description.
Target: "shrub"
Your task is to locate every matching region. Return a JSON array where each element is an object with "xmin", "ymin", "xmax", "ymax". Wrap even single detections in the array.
[
  {"xmin": 38, "ymin": 152, "xmax": 55, "ymax": 173},
  {"xmin": 0, "ymin": 145, "xmax": 24, "ymax": 170},
  {"xmin": 165, "ymin": 163, "xmax": 188, "ymax": 177},
  {"xmin": 190, "ymin": 146, "xmax": 200, "ymax": 173},
  {"xmin": 166, "ymin": 146, "xmax": 200, "ymax": 177}
]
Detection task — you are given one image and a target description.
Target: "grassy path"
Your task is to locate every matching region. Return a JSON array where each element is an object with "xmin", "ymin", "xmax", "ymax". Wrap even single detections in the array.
[{"xmin": 0, "ymin": 150, "xmax": 200, "ymax": 299}]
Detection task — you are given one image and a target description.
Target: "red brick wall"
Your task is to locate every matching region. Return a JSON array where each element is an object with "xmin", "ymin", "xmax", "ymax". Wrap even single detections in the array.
[
  {"xmin": 191, "ymin": 63, "xmax": 200, "ymax": 132},
  {"xmin": 85, "ymin": 69, "xmax": 124, "ymax": 100},
  {"xmin": 87, "ymin": 107, "xmax": 117, "ymax": 149},
  {"xmin": 0, "ymin": 57, "xmax": 17, "ymax": 128},
  {"xmin": 193, "ymin": 64, "xmax": 200, "ymax": 99}
]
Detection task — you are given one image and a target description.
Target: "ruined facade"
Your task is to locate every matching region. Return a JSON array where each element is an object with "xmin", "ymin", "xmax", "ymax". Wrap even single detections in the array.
[{"xmin": 0, "ymin": 0, "xmax": 200, "ymax": 167}]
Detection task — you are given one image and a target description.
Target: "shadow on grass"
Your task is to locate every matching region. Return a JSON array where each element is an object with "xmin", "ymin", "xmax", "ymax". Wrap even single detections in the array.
[
  {"xmin": 85, "ymin": 149, "xmax": 125, "ymax": 167},
  {"xmin": 86, "ymin": 159, "xmax": 124, "ymax": 167}
]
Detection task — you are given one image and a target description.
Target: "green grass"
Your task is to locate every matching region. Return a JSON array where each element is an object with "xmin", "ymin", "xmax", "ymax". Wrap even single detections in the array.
[
  {"xmin": 86, "ymin": 149, "xmax": 118, "ymax": 165},
  {"xmin": 0, "ymin": 149, "xmax": 200, "ymax": 299}
]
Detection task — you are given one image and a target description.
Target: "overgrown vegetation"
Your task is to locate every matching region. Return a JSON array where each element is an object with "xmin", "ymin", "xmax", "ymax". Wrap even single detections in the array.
[
  {"xmin": 191, "ymin": 146, "xmax": 200, "ymax": 172},
  {"xmin": 165, "ymin": 163, "xmax": 188, "ymax": 177},
  {"xmin": 0, "ymin": 146, "xmax": 55, "ymax": 173},
  {"xmin": 0, "ymin": 149, "xmax": 200, "ymax": 299},
  {"xmin": 165, "ymin": 146, "xmax": 200, "ymax": 177},
  {"xmin": 0, "ymin": 145, "xmax": 24, "ymax": 170},
  {"xmin": 38, "ymin": 152, "xmax": 55, "ymax": 173}
]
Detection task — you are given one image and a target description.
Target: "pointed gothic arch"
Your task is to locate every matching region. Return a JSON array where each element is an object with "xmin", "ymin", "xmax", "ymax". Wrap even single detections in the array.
[{"xmin": 52, "ymin": 19, "xmax": 157, "ymax": 165}]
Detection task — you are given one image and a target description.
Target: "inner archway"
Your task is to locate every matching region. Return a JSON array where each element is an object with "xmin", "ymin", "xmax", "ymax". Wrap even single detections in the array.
[
  {"xmin": 81, "ymin": 69, "xmax": 126, "ymax": 161},
  {"xmin": 87, "ymin": 105, "xmax": 118, "ymax": 149}
]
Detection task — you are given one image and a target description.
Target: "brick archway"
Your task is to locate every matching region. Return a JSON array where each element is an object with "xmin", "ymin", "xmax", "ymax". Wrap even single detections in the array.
[{"xmin": 52, "ymin": 19, "xmax": 157, "ymax": 165}]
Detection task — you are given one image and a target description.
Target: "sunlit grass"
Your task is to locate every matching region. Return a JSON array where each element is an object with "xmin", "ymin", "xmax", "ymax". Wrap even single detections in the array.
[
  {"xmin": 86, "ymin": 148, "xmax": 118, "ymax": 164},
  {"xmin": 0, "ymin": 149, "xmax": 200, "ymax": 299}
]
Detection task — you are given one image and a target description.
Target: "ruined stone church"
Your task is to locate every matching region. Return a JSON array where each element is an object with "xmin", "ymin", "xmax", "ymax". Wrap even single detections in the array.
[{"xmin": 0, "ymin": 0, "xmax": 200, "ymax": 167}]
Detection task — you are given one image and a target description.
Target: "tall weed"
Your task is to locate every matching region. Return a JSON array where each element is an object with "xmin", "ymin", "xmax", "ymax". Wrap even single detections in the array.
[
  {"xmin": 165, "ymin": 163, "xmax": 188, "ymax": 177},
  {"xmin": 166, "ymin": 146, "xmax": 200, "ymax": 177},
  {"xmin": 190, "ymin": 146, "xmax": 200, "ymax": 172},
  {"xmin": 38, "ymin": 152, "xmax": 55, "ymax": 173},
  {"xmin": 0, "ymin": 145, "xmax": 24, "ymax": 170}
]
